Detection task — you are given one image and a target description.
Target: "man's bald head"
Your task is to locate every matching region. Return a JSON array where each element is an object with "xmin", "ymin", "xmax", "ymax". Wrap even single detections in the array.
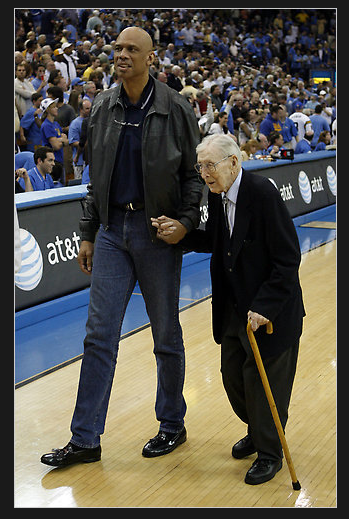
[{"xmin": 117, "ymin": 26, "xmax": 154, "ymax": 52}]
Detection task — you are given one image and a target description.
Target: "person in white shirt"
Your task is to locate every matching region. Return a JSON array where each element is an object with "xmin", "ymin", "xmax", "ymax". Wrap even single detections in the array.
[
  {"xmin": 289, "ymin": 102, "xmax": 312, "ymax": 142},
  {"xmin": 208, "ymin": 111, "xmax": 234, "ymax": 139},
  {"xmin": 61, "ymin": 42, "xmax": 78, "ymax": 86}
]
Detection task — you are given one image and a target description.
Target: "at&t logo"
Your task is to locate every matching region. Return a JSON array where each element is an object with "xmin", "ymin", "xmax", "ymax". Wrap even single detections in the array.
[{"xmin": 15, "ymin": 229, "xmax": 43, "ymax": 291}]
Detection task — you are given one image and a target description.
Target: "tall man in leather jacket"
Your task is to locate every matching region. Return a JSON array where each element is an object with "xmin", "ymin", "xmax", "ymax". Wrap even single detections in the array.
[{"xmin": 41, "ymin": 27, "xmax": 203, "ymax": 468}]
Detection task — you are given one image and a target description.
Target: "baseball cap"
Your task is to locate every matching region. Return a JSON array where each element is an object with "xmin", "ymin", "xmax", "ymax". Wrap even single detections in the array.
[
  {"xmin": 53, "ymin": 48, "xmax": 64, "ymax": 56},
  {"xmin": 40, "ymin": 98, "xmax": 58, "ymax": 113},
  {"xmin": 62, "ymin": 42, "xmax": 73, "ymax": 51},
  {"xmin": 71, "ymin": 77, "xmax": 86, "ymax": 87},
  {"xmin": 294, "ymin": 101, "xmax": 303, "ymax": 110}
]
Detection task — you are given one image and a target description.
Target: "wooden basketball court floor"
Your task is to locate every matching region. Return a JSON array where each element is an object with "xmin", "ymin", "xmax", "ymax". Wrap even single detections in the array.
[{"xmin": 14, "ymin": 206, "xmax": 336, "ymax": 508}]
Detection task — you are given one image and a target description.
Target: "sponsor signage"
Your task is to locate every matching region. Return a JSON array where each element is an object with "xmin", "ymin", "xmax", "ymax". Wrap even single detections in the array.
[
  {"xmin": 15, "ymin": 199, "xmax": 90, "ymax": 311},
  {"xmin": 198, "ymin": 155, "xmax": 336, "ymax": 227},
  {"xmin": 15, "ymin": 154, "xmax": 335, "ymax": 311}
]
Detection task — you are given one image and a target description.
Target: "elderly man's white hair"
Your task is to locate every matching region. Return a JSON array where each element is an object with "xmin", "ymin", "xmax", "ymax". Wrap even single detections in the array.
[{"xmin": 196, "ymin": 134, "xmax": 242, "ymax": 168}]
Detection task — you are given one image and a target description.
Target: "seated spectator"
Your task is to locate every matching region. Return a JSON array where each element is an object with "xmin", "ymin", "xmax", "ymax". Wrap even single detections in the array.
[
  {"xmin": 254, "ymin": 133, "xmax": 269, "ymax": 157},
  {"xmin": 240, "ymin": 139, "xmax": 259, "ymax": 160},
  {"xmin": 295, "ymin": 129, "xmax": 314, "ymax": 154},
  {"xmin": 267, "ymin": 130, "xmax": 286, "ymax": 157},
  {"xmin": 17, "ymin": 146, "xmax": 56, "ymax": 191},
  {"xmin": 314, "ymin": 130, "xmax": 331, "ymax": 151}
]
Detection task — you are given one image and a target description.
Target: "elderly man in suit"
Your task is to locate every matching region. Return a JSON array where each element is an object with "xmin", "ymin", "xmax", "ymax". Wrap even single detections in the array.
[{"xmin": 152, "ymin": 134, "xmax": 305, "ymax": 485}]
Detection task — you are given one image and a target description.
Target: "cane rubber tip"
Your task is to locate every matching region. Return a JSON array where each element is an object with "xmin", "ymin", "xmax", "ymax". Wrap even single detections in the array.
[{"xmin": 292, "ymin": 481, "xmax": 301, "ymax": 491}]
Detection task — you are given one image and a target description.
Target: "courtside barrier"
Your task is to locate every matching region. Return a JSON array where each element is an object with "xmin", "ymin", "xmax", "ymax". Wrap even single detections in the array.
[{"xmin": 15, "ymin": 151, "xmax": 335, "ymax": 311}]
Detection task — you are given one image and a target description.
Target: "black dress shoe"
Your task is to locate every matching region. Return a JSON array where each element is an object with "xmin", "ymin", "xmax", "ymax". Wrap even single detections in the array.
[
  {"xmin": 142, "ymin": 427, "xmax": 187, "ymax": 458},
  {"xmin": 232, "ymin": 435, "xmax": 256, "ymax": 459},
  {"xmin": 40, "ymin": 442, "xmax": 101, "ymax": 467},
  {"xmin": 245, "ymin": 458, "xmax": 282, "ymax": 485}
]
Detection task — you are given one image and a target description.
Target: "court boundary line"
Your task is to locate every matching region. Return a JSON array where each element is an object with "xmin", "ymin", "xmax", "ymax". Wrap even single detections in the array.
[{"xmin": 15, "ymin": 294, "xmax": 213, "ymax": 389}]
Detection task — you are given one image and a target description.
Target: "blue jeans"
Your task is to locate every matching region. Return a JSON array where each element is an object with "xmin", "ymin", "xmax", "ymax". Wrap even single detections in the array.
[{"xmin": 70, "ymin": 208, "xmax": 186, "ymax": 448}]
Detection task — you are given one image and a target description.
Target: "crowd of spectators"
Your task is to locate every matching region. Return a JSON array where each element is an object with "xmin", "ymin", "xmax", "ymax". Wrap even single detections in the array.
[{"xmin": 15, "ymin": 8, "xmax": 336, "ymax": 191}]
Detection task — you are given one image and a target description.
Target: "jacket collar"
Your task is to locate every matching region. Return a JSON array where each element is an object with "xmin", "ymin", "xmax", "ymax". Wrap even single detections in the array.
[{"xmin": 108, "ymin": 75, "xmax": 170, "ymax": 115}]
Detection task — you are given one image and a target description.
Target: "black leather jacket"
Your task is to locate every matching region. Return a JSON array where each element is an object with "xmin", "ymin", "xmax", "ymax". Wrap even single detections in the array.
[{"xmin": 80, "ymin": 77, "xmax": 203, "ymax": 243}]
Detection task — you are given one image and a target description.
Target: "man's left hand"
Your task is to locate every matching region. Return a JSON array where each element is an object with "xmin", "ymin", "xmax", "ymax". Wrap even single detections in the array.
[
  {"xmin": 151, "ymin": 215, "xmax": 187, "ymax": 244},
  {"xmin": 247, "ymin": 310, "xmax": 269, "ymax": 332}
]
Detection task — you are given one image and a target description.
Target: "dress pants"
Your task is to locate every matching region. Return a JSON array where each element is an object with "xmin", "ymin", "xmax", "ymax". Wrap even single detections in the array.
[{"xmin": 221, "ymin": 297, "xmax": 299, "ymax": 461}]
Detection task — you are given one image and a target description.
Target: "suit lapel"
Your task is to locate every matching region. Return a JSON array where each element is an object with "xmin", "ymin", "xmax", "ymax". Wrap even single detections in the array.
[{"xmin": 230, "ymin": 170, "xmax": 252, "ymax": 267}]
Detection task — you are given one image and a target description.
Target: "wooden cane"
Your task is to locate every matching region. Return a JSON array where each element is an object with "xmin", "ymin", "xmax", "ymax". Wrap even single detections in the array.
[{"xmin": 246, "ymin": 320, "xmax": 301, "ymax": 491}]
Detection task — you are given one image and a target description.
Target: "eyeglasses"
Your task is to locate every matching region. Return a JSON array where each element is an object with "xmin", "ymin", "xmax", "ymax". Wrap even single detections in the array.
[
  {"xmin": 114, "ymin": 119, "xmax": 141, "ymax": 127},
  {"xmin": 194, "ymin": 155, "xmax": 233, "ymax": 175}
]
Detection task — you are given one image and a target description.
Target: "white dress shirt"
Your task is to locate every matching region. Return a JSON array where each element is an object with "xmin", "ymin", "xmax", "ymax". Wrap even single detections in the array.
[{"xmin": 221, "ymin": 168, "xmax": 243, "ymax": 236}]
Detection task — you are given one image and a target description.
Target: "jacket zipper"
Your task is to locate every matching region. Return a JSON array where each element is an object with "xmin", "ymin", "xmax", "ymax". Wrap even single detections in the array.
[{"xmin": 104, "ymin": 101, "xmax": 125, "ymax": 231}]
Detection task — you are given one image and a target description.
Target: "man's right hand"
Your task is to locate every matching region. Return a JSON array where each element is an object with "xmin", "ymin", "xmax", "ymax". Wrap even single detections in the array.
[{"xmin": 77, "ymin": 240, "xmax": 94, "ymax": 275}]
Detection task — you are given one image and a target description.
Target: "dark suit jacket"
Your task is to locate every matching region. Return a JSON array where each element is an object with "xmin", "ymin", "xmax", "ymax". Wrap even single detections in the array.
[{"xmin": 182, "ymin": 169, "xmax": 306, "ymax": 359}]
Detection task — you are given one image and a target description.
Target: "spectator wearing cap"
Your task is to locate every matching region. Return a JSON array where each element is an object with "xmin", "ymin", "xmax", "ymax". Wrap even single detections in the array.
[
  {"xmin": 53, "ymin": 48, "xmax": 67, "ymax": 78},
  {"xmin": 70, "ymin": 77, "xmax": 86, "ymax": 96},
  {"xmin": 61, "ymin": 42, "xmax": 78, "ymax": 85},
  {"xmin": 289, "ymin": 101, "xmax": 312, "ymax": 142},
  {"xmin": 40, "ymin": 97, "xmax": 69, "ymax": 184}
]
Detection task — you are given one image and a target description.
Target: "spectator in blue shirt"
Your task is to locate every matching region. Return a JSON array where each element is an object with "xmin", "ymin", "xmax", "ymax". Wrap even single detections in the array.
[
  {"xmin": 295, "ymin": 129, "xmax": 314, "ymax": 154},
  {"xmin": 309, "ymin": 104, "xmax": 331, "ymax": 149},
  {"xmin": 19, "ymin": 92, "xmax": 43, "ymax": 152},
  {"xmin": 40, "ymin": 97, "xmax": 69, "ymax": 184},
  {"xmin": 279, "ymin": 105, "xmax": 298, "ymax": 149},
  {"xmin": 314, "ymin": 130, "xmax": 331, "ymax": 151},
  {"xmin": 259, "ymin": 103, "xmax": 283, "ymax": 138},
  {"xmin": 68, "ymin": 99, "xmax": 91, "ymax": 179},
  {"xmin": 17, "ymin": 146, "xmax": 56, "ymax": 191}
]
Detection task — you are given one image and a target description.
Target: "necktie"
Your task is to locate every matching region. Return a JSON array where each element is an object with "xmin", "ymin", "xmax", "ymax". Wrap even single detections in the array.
[{"xmin": 222, "ymin": 194, "xmax": 230, "ymax": 234}]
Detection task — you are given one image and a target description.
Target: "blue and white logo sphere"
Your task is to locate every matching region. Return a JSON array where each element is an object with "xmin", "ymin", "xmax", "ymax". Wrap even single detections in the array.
[
  {"xmin": 326, "ymin": 166, "xmax": 336, "ymax": 197},
  {"xmin": 298, "ymin": 170, "xmax": 312, "ymax": 204},
  {"xmin": 15, "ymin": 229, "xmax": 43, "ymax": 291}
]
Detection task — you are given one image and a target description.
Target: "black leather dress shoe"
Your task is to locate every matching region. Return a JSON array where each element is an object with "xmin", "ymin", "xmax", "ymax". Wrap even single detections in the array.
[
  {"xmin": 142, "ymin": 427, "xmax": 187, "ymax": 457},
  {"xmin": 232, "ymin": 435, "xmax": 256, "ymax": 459},
  {"xmin": 40, "ymin": 442, "xmax": 101, "ymax": 467},
  {"xmin": 245, "ymin": 458, "xmax": 282, "ymax": 485}
]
